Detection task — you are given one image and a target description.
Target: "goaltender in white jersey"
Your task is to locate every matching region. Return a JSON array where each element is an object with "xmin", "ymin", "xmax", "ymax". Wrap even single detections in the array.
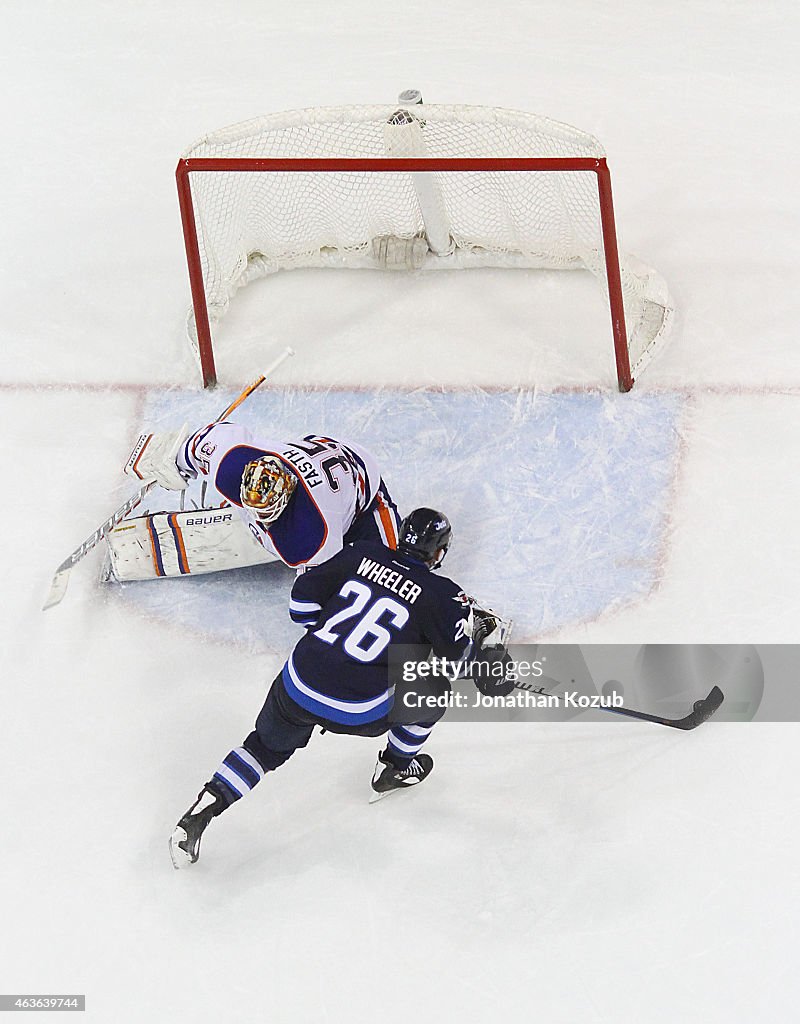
[{"xmin": 106, "ymin": 421, "xmax": 401, "ymax": 582}]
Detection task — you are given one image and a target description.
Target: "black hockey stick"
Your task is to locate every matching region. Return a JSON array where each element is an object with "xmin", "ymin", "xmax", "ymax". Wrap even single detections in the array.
[{"xmin": 601, "ymin": 685, "xmax": 724, "ymax": 730}]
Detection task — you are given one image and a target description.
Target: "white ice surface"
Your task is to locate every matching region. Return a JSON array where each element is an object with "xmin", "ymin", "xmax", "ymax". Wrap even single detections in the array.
[{"xmin": 2, "ymin": 2, "xmax": 799, "ymax": 1021}]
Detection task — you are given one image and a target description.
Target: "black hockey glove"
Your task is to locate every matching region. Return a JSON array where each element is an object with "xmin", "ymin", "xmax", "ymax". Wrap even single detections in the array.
[
  {"xmin": 472, "ymin": 645, "xmax": 516, "ymax": 698},
  {"xmin": 472, "ymin": 608, "xmax": 500, "ymax": 648}
]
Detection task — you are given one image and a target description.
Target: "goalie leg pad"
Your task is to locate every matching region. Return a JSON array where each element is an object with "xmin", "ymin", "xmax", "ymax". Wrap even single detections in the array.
[{"xmin": 105, "ymin": 509, "xmax": 278, "ymax": 581}]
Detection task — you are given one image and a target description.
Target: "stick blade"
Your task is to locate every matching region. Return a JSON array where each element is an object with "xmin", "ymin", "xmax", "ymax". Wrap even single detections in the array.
[
  {"xmin": 677, "ymin": 685, "xmax": 725, "ymax": 730},
  {"xmin": 42, "ymin": 565, "xmax": 71, "ymax": 611}
]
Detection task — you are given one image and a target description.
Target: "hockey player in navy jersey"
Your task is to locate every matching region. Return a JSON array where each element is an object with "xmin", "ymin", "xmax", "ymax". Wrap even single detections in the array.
[{"xmin": 169, "ymin": 507, "xmax": 514, "ymax": 868}]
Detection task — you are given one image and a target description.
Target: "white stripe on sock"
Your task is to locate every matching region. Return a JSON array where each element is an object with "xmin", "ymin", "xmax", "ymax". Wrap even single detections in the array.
[
  {"xmin": 216, "ymin": 762, "xmax": 251, "ymax": 796},
  {"xmin": 388, "ymin": 732, "xmax": 426, "ymax": 755}
]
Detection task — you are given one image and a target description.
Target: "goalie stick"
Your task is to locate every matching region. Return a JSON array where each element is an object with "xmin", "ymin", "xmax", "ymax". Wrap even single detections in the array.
[{"xmin": 42, "ymin": 346, "xmax": 295, "ymax": 611}]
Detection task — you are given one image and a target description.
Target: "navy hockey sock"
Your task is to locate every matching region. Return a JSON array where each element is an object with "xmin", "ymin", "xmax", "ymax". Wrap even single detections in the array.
[
  {"xmin": 385, "ymin": 724, "xmax": 435, "ymax": 766},
  {"xmin": 211, "ymin": 745, "xmax": 267, "ymax": 803}
]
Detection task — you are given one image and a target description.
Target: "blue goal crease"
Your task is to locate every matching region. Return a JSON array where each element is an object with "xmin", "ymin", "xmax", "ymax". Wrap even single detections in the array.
[{"xmin": 115, "ymin": 387, "xmax": 685, "ymax": 650}]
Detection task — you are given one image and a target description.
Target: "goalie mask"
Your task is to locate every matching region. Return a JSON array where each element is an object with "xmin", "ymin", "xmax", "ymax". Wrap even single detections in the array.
[{"xmin": 240, "ymin": 457, "xmax": 298, "ymax": 524}]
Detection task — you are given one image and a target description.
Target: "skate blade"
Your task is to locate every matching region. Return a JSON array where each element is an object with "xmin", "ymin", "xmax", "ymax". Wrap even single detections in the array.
[{"xmin": 369, "ymin": 779, "xmax": 421, "ymax": 804}]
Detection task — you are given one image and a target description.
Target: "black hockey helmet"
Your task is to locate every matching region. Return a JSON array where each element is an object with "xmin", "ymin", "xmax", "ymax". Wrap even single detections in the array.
[{"xmin": 398, "ymin": 507, "xmax": 452, "ymax": 568}]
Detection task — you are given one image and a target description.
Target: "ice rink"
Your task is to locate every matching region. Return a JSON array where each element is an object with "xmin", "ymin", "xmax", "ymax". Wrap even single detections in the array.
[{"xmin": 3, "ymin": 2, "xmax": 799, "ymax": 1021}]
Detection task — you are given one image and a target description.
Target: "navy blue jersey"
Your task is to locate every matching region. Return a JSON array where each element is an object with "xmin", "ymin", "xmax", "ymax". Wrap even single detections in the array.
[{"xmin": 284, "ymin": 542, "xmax": 473, "ymax": 725}]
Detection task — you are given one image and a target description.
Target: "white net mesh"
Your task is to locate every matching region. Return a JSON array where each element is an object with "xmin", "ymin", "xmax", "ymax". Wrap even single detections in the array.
[{"xmin": 181, "ymin": 104, "xmax": 672, "ymax": 379}]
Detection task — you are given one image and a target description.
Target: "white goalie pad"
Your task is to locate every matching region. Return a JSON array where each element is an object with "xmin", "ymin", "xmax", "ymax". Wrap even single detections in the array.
[{"xmin": 104, "ymin": 507, "xmax": 278, "ymax": 582}]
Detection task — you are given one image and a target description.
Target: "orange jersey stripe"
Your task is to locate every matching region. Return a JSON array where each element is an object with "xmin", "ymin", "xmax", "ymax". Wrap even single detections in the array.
[{"xmin": 376, "ymin": 495, "xmax": 398, "ymax": 549}]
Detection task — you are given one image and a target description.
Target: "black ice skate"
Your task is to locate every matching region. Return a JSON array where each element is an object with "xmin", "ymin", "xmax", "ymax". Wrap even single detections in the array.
[
  {"xmin": 370, "ymin": 750, "xmax": 434, "ymax": 803},
  {"xmin": 169, "ymin": 783, "xmax": 228, "ymax": 869}
]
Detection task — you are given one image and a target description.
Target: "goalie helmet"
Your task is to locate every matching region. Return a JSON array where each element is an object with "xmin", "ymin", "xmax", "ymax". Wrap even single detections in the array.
[
  {"xmin": 398, "ymin": 507, "xmax": 452, "ymax": 569},
  {"xmin": 240, "ymin": 456, "xmax": 298, "ymax": 524}
]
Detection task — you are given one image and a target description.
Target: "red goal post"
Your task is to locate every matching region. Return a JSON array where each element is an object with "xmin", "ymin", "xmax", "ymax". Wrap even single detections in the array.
[{"xmin": 175, "ymin": 104, "xmax": 673, "ymax": 391}]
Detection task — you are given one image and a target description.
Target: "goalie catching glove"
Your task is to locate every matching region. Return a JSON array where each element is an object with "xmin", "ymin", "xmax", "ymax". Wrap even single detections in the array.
[{"xmin": 124, "ymin": 424, "xmax": 192, "ymax": 491}]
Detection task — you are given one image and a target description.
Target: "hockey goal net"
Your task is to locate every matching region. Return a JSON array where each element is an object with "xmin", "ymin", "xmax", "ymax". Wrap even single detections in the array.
[{"xmin": 176, "ymin": 100, "xmax": 673, "ymax": 390}]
